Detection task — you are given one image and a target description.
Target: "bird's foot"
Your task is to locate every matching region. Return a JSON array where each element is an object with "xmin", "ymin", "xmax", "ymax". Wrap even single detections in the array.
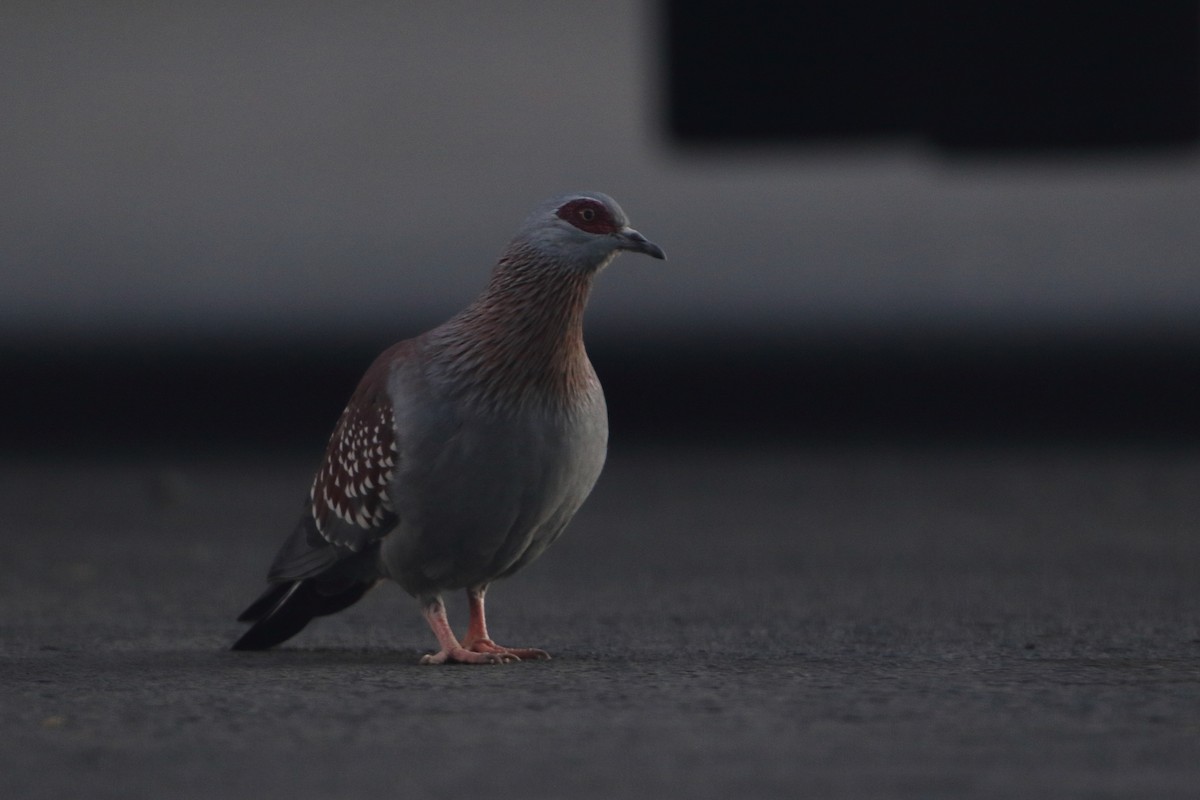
[
  {"xmin": 462, "ymin": 637, "xmax": 551, "ymax": 661},
  {"xmin": 418, "ymin": 645, "xmax": 518, "ymax": 665}
]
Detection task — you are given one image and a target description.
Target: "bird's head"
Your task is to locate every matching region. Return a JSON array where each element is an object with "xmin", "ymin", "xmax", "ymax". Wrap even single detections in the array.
[{"xmin": 513, "ymin": 192, "xmax": 666, "ymax": 271}]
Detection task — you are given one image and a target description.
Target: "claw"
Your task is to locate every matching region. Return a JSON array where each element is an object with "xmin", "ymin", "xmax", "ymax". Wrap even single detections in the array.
[
  {"xmin": 419, "ymin": 646, "xmax": 515, "ymax": 665},
  {"xmin": 463, "ymin": 638, "xmax": 550, "ymax": 661}
]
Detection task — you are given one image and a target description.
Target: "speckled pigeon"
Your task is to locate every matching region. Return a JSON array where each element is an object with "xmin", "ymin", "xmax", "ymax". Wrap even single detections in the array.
[{"xmin": 232, "ymin": 192, "xmax": 665, "ymax": 664}]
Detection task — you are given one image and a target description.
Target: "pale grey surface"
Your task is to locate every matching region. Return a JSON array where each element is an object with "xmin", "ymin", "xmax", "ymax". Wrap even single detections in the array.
[
  {"xmin": 4, "ymin": 2, "xmax": 1200, "ymax": 341},
  {"xmin": 3, "ymin": 446, "xmax": 1200, "ymax": 799}
]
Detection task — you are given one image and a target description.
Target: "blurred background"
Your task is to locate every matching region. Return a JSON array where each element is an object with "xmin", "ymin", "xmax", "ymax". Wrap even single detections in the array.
[
  {"xmin": 4, "ymin": 0, "xmax": 1200, "ymax": 453},
  {"xmin": 8, "ymin": 7, "xmax": 1200, "ymax": 793}
]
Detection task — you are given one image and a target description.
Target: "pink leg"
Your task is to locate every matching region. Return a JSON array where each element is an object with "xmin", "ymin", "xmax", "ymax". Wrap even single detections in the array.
[
  {"xmin": 418, "ymin": 595, "xmax": 516, "ymax": 665},
  {"xmin": 459, "ymin": 584, "xmax": 551, "ymax": 661}
]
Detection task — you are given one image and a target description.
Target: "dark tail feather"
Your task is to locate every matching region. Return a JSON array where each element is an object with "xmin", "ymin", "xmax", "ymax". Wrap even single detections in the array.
[
  {"xmin": 231, "ymin": 577, "xmax": 377, "ymax": 651},
  {"xmin": 237, "ymin": 581, "xmax": 294, "ymax": 623}
]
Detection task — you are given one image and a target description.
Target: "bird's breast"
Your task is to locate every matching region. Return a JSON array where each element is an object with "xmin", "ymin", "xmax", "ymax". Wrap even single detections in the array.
[{"xmin": 381, "ymin": 364, "xmax": 607, "ymax": 594}]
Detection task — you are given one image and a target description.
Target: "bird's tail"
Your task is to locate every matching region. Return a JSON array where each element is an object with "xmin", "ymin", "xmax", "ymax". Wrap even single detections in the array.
[{"xmin": 231, "ymin": 576, "xmax": 377, "ymax": 651}]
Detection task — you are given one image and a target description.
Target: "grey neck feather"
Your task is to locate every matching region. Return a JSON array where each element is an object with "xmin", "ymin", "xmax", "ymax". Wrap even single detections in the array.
[{"xmin": 424, "ymin": 242, "xmax": 608, "ymax": 414}]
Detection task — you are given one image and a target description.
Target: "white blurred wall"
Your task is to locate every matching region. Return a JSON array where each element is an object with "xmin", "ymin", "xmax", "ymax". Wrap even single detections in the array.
[{"xmin": 4, "ymin": 1, "xmax": 1200, "ymax": 343}]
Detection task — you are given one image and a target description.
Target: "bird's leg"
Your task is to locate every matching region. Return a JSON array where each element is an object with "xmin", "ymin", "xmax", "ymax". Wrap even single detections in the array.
[
  {"xmin": 418, "ymin": 595, "xmax": 516, "ymax": 665},
  {"xmin": 459, "ymin": 584, "xmax": 551, "ymax": 661}
]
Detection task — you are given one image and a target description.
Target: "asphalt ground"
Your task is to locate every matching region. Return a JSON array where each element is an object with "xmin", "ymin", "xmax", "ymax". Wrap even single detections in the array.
[{"xmin": 3, "ymin": 445, "xmax": 1200, "ymax": 799}]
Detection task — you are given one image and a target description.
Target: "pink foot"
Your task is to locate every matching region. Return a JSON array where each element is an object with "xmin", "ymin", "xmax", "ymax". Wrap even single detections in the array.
[
  {"xmin": 418, "ymin": 645, "xmax": 518, "ymax": 665},
  {"xmin": 463, "ymin": 637, "xmax": 551, "ymax": 661},
  {"xmin": 460, "ymin": 586, "xmax": 551, "ymax": 661}
]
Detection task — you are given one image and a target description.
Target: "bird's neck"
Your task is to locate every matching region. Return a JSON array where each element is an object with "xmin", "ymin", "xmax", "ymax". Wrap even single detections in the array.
[{"xmin": 427, "ymin": 243, "xmax": 604, "ymax": 411}]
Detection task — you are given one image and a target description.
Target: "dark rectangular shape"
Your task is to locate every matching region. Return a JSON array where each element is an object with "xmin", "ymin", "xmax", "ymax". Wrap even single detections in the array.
[{"xmin": 664, "ymin": 0, "xmax": 1200, "ymax": 152}]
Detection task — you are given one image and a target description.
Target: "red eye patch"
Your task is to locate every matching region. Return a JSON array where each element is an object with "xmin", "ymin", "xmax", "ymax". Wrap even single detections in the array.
[{"xmin": 555, "ymin": 198, "xmax": 620, "ymax": 234}]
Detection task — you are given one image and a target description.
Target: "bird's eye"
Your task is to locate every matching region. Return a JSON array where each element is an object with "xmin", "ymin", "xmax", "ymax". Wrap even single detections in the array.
[{"xmin": 555, "ymin": 198, "xmax": 617, "ymax": 233}]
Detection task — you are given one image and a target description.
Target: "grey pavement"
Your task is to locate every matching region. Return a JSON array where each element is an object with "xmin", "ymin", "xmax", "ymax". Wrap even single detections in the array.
[{"xmin": 3, "ymin": 445, "xmax": 1200, "ymax": 798}]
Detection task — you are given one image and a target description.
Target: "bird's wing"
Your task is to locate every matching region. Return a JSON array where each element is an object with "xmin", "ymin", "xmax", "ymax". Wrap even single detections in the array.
[
  {"xmin": 267, "ymin": 350, "xmax": 402, "ymax": 582},
  {"xmin": 309, "ymin": 392, "xmax": 398, "ymax": 549}
]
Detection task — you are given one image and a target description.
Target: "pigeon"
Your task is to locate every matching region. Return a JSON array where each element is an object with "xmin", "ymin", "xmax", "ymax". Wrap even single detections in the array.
[{"xmin": 232, "ymin": 192, "xmax": 665, "ymax": 664}]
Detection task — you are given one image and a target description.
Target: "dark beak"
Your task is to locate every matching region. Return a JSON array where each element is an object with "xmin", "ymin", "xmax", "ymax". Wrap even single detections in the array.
[{"xmin": 616, "ymin": 227, "xmax": 666, "ymax": 260}]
